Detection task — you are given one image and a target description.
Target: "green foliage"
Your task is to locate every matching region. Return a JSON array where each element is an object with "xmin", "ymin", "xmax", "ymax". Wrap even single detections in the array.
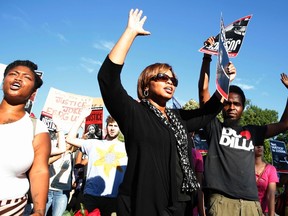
[
  {"xmin": 182, "ymin": 99, "xmax": 199, "ymax": 110},
  {"xmin": 62, "ymin": 210, "xmax": 75, "ymax": 216},
  {"xmin": 62, "ymin": 203, "xmax": 87, "ymax": 216},
  {"xmin": 263, "ymin": 139, "xmax": 272, "ymax": 163},
  {"xmin": 118, "ymin": 131, "xmax": 125, "ymax": 142},
  {"xmin": 239, "ymin": 102, "xmax": 280, "ymax": 162},
  {"xmin": 240, "ymin": 103, "xmax": 278, "ymax": 126}
]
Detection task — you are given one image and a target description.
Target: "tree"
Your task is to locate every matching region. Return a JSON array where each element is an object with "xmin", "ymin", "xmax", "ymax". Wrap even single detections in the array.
[{"xmin": 240, "ymin": 101, "xmax": 278, "ymax": 163}]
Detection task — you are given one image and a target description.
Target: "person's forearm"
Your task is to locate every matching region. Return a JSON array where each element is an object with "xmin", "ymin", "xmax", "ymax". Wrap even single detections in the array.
[
  {"xmin": 280, "ymin": 98, "xmax": 288, "ymax": 123},
  {"xmin": 50, "ymin": 131, "xmax": 66, "ymax": 155},
  {"xmin": 266, "ymin": 98, "xmax": 288, "ymax": 138},
  {"xmin": 48, "ymin": 154, "xmax": 62, "ymax": 164},
  {"xmin": 67, "ymin": 114, "xmax": 86, "ymax": 143},
  {"xmin": 109, "ymin": 27, "xmax": 137, "ymax": 65},
  {"xmin": 267, "ymin": 185, "xmax": 276, "ymax": 216},
  {"xmin": 198, "ymin": 54, "xmax": 212, "ymax": 107},
  {"xmin": 30, "ymin": 171, "xmax": 49, "ymax": 216}
]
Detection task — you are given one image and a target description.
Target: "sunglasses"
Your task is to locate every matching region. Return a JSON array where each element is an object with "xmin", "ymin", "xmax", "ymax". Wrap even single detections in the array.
[{"xmin": 150, "ymin": 73, "xmax": 178, "ymax": 87}]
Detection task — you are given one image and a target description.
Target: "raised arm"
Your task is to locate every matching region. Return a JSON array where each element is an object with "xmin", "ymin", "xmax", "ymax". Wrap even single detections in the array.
[
  {"xmin": 198, "ymin": 37, "xmax": 214, "ymax": 107},
  {"xmin": 108, "ymin": 9, "xmax": 150, "ymax": 65},
  {"xmin": 265, "ymin": 73, "xmax": 288, "ymax": 138},
  {"xmin": 50, "ymin": 114, "xmax": 66, "ymax": 156},
  {"xmin": 66, "ymin": 108, "xmax": 92, "ymax": 148}
]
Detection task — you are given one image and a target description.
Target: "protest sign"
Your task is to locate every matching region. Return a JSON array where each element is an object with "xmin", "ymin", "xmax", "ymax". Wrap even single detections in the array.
[
  {"xmin": 270, "ymin": 139, "xmax": 288, "ymax": 173},
  {"xmin": 216, "ymin": 16, "xmax": 230, "ymax": 100},
  {"xmin": 41, "ymin": 87, "xmax": 103, "ymax": 132},
  {"xmin": 199, "ymin": 14, "xmax": 252, "ymax": 58},
  {"xmin": 84, "ymin": 98, "xmax": 104, "ymax": 139}
]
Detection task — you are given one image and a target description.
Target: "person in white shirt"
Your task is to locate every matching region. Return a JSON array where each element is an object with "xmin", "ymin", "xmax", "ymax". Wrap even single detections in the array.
[{"xmin": 66, "ymin": 110, "xmax": 127, "ymax": 216}]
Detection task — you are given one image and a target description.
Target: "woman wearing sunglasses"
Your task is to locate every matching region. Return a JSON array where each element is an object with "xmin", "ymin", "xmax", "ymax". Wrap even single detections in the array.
[{"xmin": 98, "ymin": 9, "xmax": 231, "ymax": 216}]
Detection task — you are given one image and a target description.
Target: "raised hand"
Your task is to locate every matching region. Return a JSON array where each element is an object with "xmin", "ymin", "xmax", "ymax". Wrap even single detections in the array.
[
  {"xmin": 80, "ymin": 107, "xmax": 92, "ymax": 119},
  {"xmin": 52, "ymin": 113, "xmax": 64, "ymax": 130},
  {"xmin": 127, "ymin": 9, "xmax": 151, "ymax": 36},
  {"xmin": 227, "ymin": 62, "xmax": 236, "ymax": 82},
  {"xmin": 281, "ymin": 73, "xmax": 288, "ymax": 89},
  {"xmin": 204, "ymin": 36, "xmax": 215, "ymax": 46}
]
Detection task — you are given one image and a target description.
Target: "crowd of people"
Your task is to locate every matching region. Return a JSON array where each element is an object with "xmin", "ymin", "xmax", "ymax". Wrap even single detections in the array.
[{"xmin": 1, "ymin": 8, "xmax": 288, "ymax": 216}]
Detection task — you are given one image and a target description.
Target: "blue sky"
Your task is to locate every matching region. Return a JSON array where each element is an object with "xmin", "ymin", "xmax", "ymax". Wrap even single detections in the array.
[{"xmin": 1, "ymin": 0, "xmax": 287, "ymax": 120}]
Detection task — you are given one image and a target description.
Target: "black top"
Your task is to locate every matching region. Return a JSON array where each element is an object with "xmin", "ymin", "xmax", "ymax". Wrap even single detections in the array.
[
  {"xmin": 204, "ymin": 117, "xmax": 267, "ymax": 200},
  {"xmin": 98, "ymin": 56, "xmax": 223, "ymax": 215}
]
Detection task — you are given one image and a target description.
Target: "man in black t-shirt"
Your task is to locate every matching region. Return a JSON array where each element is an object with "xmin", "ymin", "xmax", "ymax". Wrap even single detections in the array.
[{"xmin": 198, "ymin": 38, "xmax": 288, "ymax": 216}]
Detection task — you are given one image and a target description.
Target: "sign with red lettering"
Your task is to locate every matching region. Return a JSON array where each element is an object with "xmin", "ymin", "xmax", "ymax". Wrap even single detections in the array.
[
  {"xmin": 41, "ymin": 87, "xmax": 103, "ymax": 131},
  {"xmin": 199, "ymin": 14, "xmax": 252, "ymax": 58},
  {"xmin": 84, "ymin": 107, "xmax": 103, "ymax": 139}
]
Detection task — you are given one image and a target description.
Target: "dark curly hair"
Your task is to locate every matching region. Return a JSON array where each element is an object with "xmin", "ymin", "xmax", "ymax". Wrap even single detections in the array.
[
  {"xmin": 4, "ymin": 60, "xmax": 43, "ymax": 90},
  {"xmin": 229, "ymin": 85, "xmax": 246, "ymax": 107}
]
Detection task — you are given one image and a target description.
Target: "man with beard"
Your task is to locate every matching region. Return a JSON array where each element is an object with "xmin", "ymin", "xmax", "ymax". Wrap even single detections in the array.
[
  {"xmin": 198, "ymin": 37, "xmax": 288, "ymax": 216},
  {"xmin": 66, "ymin": 111, "xmax": 127, "ymax": 216}
]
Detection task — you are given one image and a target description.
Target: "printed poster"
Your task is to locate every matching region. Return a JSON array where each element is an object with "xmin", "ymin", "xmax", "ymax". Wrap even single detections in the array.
[
  {"xmin": 270, "ymin": 139, "xmax": 288, "ymax": 173},
  {"xmin": 84, "ymin": 98, "xmax": 104, "ymax": 140},
  {"xmin": 41, "ymin": 87, "xmax": 103, "ymax": 132},
  {"xmin": 199, "ymin": 14, "xmax": 252, "ymax": 58}
]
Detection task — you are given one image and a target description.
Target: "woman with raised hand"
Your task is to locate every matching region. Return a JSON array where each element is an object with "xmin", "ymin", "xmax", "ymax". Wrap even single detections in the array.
[{"xmin": 98, "ymin": 9, "xmax": 229, "ymax": 216}]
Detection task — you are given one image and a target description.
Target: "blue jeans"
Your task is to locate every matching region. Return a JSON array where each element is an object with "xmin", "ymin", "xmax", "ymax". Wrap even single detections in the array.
[{"xmin": 45, "ymin": 190, "xmax": 69, "ymax": 216}]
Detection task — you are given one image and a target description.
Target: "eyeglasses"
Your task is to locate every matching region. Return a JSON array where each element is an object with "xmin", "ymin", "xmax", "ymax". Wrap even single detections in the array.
[{"xmin": 150, "ymin": 73, "xmax": 178, "ymax": 87}]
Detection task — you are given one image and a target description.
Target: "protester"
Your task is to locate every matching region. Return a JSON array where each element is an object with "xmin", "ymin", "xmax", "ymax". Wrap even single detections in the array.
[
  {"xmin": 198, "ymin": 37, "xmax": 288, "ymax": 216},
  {"xmin": 66, "ymin": 149, "xmax": 88, "ymax": 212},
  {"xmin": 66, "ymin": 111, "xmax": 127, "ymax": 216},
  {"xmin": 0, "ymin": 60, "xmax": 50, "ymax": 215},
  {"xmin": 97, "ymin": 9, "xmax": 233, "ymax": 216},
  {"xmin": 45, "ymin": 116, "xmax": 75, "ymax": 216},
  {"xmin": 254, "ymin": 145, "xmax": 279, "ymax": 216}
]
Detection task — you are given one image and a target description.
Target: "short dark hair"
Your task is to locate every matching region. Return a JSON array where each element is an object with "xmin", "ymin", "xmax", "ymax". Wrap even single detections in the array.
[
  {"xmin": 229, "ymin": 85, "xmax": 246, "ymax": 107},
  {"xmin": 4, "ymin": 60, "xmax": 43, "ymax": 90}
]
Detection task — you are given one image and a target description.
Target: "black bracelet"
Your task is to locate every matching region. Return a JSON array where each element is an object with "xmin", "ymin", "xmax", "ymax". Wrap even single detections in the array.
[{"xmin": 203, "ymin": 56, "xmax": 212, "ymax": 62}]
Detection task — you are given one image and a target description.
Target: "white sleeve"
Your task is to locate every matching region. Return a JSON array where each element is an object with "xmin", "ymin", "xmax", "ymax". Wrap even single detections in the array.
[{"xmin": 35, "ymin": 119, "xmax": 49, "ymax": 135}]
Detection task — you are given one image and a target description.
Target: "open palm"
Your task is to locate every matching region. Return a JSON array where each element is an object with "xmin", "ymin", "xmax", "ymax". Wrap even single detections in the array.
[{"xmin": 128, "ymin": 9, "xmax": 151, "ymax": 36}]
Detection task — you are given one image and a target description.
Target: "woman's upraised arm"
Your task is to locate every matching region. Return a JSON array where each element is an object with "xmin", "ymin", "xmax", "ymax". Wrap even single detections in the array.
[{"xmin": 108, "ymin": 9, "xmax": 150, "ymax": 65}]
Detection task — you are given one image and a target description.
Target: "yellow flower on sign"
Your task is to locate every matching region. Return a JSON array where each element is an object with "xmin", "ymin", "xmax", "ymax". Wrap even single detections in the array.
[{"xmin": 93, "ymin": 144, "xmax": 126, "ymax": 177}]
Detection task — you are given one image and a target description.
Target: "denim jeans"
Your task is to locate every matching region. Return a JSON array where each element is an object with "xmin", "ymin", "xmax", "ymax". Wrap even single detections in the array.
[{"xmin": 45, "ymin": 189, "xmax": 69, "ymax": 216}]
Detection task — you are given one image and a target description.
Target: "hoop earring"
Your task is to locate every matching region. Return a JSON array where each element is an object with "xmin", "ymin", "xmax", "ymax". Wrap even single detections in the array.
[{"xmin": 143, "ymin": 89, "xmax": 149, "ymax": 97}]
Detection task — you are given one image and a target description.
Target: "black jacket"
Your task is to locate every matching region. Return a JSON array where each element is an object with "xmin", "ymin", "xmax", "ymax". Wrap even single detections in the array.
[{"xmin": 98, "ymin": 56, "xmax": 223, "ymax": 216}]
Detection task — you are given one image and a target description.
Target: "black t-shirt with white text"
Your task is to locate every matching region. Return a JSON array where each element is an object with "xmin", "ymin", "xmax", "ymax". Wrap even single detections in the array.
[{"xmin": 204, "ymin": 117, "xmax": 267, "ymax": 200}]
